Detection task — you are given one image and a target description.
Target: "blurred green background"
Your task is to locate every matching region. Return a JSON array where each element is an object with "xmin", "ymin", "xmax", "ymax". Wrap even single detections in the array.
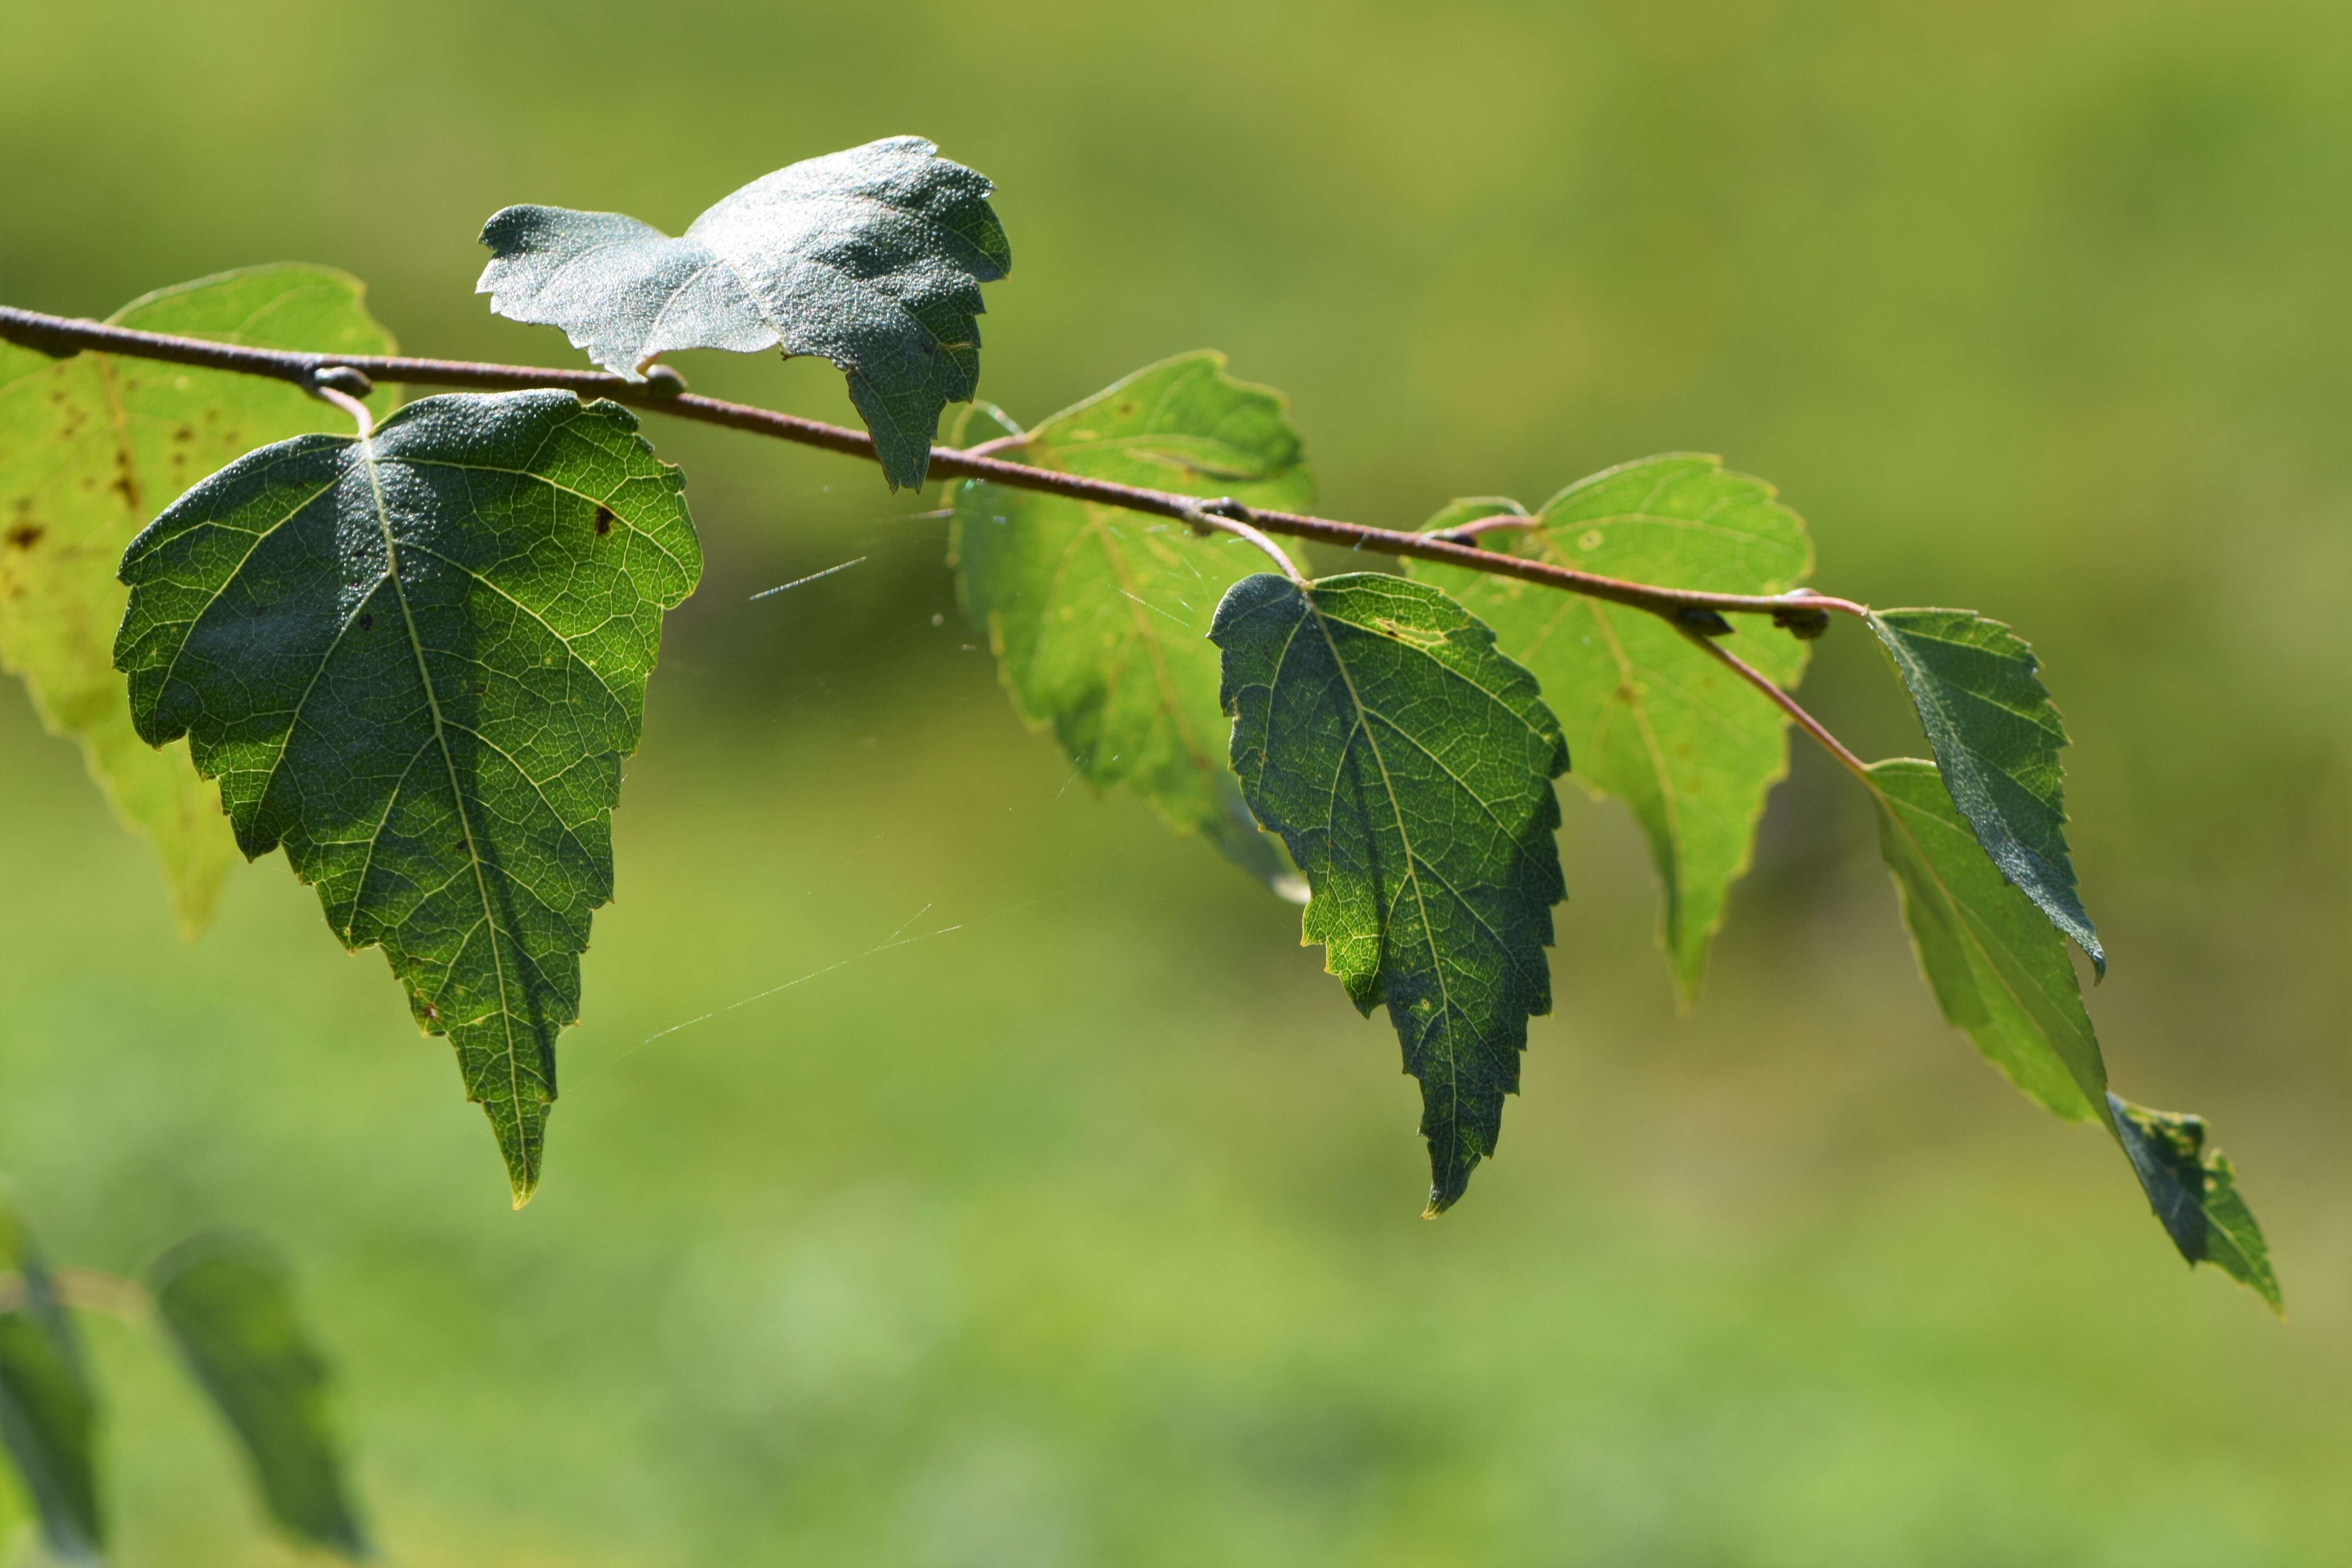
[{"xmin": 3, "ymin": 0, "xmax": 2349, "ymax": 1561}]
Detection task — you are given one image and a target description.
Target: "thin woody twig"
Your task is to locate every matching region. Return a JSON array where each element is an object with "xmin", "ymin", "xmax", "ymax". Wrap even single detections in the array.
[
  {"xmin": 1181, "ymin": 499, "xmax": 1310, "ymax": 587},
  {"xmin": 1680, "ymin": 628, "xmax": 1874, "ymax": 780},
  {"xmin": 0, "ymin": 303, "xmax": 1871, "ymax": 636}
]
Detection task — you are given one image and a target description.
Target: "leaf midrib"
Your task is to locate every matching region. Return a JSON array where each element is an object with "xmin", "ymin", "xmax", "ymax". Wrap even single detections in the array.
[
  {"xmin": 1296, "ymin": 590, "xmax": 1464, "ymax": 1160},
  {"xmin": 357, "ymin": 429, "xmax": 528, "ymax": 1137}
]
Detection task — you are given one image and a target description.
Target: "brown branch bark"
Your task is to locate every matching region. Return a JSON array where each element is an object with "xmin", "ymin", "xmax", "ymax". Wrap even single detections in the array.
[{"xmin": 0, "ymin": 304, "xmax": 1868, "ymax": 636}]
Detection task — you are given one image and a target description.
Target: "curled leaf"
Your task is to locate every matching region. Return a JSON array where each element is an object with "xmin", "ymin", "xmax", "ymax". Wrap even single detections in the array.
[
  {"xmin": 2108, "ymin": 1096, "xmax": 2281, "ymax": 1311},
  {"xmin": 479, "ymin": 136, "xmax": 1009, "ymax": 490}
]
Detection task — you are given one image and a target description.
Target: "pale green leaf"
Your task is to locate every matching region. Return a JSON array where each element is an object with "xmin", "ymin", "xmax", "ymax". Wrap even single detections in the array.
[
  {"xmin": 1870, "ymin": 760, "xmax": 2277, "ymax": 1303},
  {"xmin": 1868, "ymin": 758, "xmax": 2104, "ymax": 1119},
  {"xmin": 1870, "ymin": 608, "xmax": 2102, "ymax": 973},
  {"xmin": 479, "ymin": 135, "xmax": 1009, "ymax": 490},
  {"xmin": 1414, "ymin": 455, "xmax": 1811, "ymax": 1004},
  {"xmin": 1213, "ymin": 572, "xmax": 1568, "ymax": 1212},
  {"xmin": 952, "ymin": 353, "xmax": 1312, "ymax": 896},
  {"xmin": 2106, "ymin": 1095, "xmax": 2282, "ymax": 1311},
  {"xmin": 0, "ymin": 265, "xmax": 397, "ymax": 938},
  {"xmin": 149, "ymin": 1233, "xmax": 368, "ymax": 1555},
  {"xmin": 0, "ymin": 1190, "xmax": 100, "ymax": 1563},
  {"xmin": 116, "ymin": 392, "xmax": 702, "ymax": 1203}
]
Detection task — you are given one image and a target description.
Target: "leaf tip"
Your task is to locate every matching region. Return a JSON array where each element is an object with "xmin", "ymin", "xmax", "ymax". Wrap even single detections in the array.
[{"xmin": 1422, "ymin": 1162, "xmax": 1473, "ymax": 1218}]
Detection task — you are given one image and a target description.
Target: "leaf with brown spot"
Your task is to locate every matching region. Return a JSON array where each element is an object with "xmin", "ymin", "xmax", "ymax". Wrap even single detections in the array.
[{"xmin": 0, "ymin": 265, "xmax": 397, "ymax": 938}]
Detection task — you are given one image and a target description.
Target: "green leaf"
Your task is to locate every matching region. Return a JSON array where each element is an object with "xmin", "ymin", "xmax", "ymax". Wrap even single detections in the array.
[
  {"xmin": 1867, "ymin": 758, "xmax": 2105, "ymax": 1120},
  {"xmin": 116, "ymin": 392, "xmax": 701, "ymax": 1204},
  {"xmin": 2106, "ymin": 1096, "xmax": 2282, "ymax": 1311},
  {"xmin": 951, "ymin": 353, "xmax": 1313, "ymax": 897},
  {"xmin": 0, "ymin": 264, "xmax": 398, "ymax": 938},
  {"xmin": 0, "ymin": 1189, "xmax": 101, "ymax": 1562},
  {"xmin": 1212, "ymin": 572, "xmax": 1569, "ymax": 1212},
  {"xmin": 1869, "ymin": 608, "xmax": 2102, "ymax": 973},
  {"xmin": 478, "ymin": 135, "xmax": 1010, "ymax": 491},
  {"xmin": 1413, "ymin": 455, "xmax": 1812, "ymax": 1004},
  {"xmin": 148, "ymin": 1233, "xmax": 369, "ymax": 1555},
  {"xmin": 1870, "ymin": 761, "xmax": 2278, "ymax": 1304}
]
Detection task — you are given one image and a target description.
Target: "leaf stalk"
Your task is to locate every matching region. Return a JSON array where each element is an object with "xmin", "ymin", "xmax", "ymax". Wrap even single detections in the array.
[{"xmin": 1680, "ymin": 629, "xmax": 1873, "ymax": 781}]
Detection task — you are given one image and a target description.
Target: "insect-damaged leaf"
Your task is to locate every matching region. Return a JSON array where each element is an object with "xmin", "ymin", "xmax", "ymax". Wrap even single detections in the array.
[
  {"xmin": 2107, "ymin": 1096, "xmax": 2281, "ymax": 1312},
  {"xmin": 0, "ymin": 1190, "xmax": 101, "ymax": 1563},
  {"xmin": 0, "ymin": 265, "xmax": 398, "ymax": 938},
  {"xmin": 1870, "ymin": 608, "xmax": 2102, "ymax": 973},
  {"xmin": 1870, "ymin": 760, "xmax": 2277, "ymax": 1304},
  {"xmin": 478, "ymin": 135, "xmax": 1010, "ymax": 491},
  {"xmin": 1212, "ymin": 572, "xmax": 1568, "ymax": 1212},
  {"xmin": 149, "ymin": 1233, "xmax": 369, "ymax": 1555},
  {"xmin": 952, "ymin": 353, "xmax": 1311, "ymax": 897},
  {"xmin": 1415, "ymin": 455, "xmax": 1812, "ymax": 1005},
  {"xmin": 116, "ymin": 391, "xmax": 701, "ymax": 1204}
]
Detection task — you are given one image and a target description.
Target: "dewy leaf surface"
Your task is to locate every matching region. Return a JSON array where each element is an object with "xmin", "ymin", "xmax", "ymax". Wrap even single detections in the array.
[
  {"xmin": 1212, "ymin": 572, "xmax": 1569, "ymax": 1212},
  {"xmin": 2106, "ymin": 1096, "xmax": 2282, "ymax": 1311},
  {"xmin": 116, "ymin": 391, "xmax": 701, "ymax": 1203},
  {"xmin": 0, "ymin": 265, "xmax": 397, "ymax": 937},
  {"xmin": 1415, "ymin": 455, "xmax": 1811, "ymax": 1004},
  {"xmin": 953, "ymin": 353, "xmax": 1312, "ymax": 896},
  {"xmin": 0, "ymin": 1190, "xmax": 101, "ymax": 1562},
  {"xmin": 1868, "ymin": 759, "xmax": 2105, "ymax": 1119},
  {"xmin": 1870, "ymin": 608, "xmax": 2102, "ymax": 973},
  {"xmin": 478, "ymin": 135, "xmax": 1010, "ymax": 491},
  {"xmin": 148, "ymin": 1233, "xmax": 369, "ymax": 1555}
]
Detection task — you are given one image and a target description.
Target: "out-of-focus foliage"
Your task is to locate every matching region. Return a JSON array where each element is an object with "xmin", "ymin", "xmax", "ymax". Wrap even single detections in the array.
[
  {"xmin": 0, "ymin": 1190, "xmax": 101, "ymax": 1562},
  {"xmin": 149, "ymin": 1233, "xmax": 369, "ymax": 1553},
  {"xmin": 1, "ymin": 0, "xmax": 2345, "ymax": 1562}
]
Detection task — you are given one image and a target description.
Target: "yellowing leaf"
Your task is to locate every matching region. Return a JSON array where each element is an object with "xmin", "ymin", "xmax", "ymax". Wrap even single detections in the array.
[
  {"xmin": 0, "ymin": 265, "xmax": 397, "ymax": 937},
  {"xmin": 953, "ymin": 353, "xmax": 1311, "ymax": 896},
  {"xmin": 1415, "ymin": 455, "xmax": 1811, "ymax": 1004}
]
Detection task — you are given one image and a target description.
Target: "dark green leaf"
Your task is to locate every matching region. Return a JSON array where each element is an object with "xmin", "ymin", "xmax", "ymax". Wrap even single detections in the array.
[
  {"xmin": 1212, "ymin": 572, "xmax": 1569, "ymax": 1212},
  {"xmin": 952, "ymin": 353, "xmax": 1312, "ymax": 896},
  {"xmin": 1415, "ymin": 455, "xmax": 1812, "ymax": 1004},
  {"xmin": 1869, "ymin": 608, "xmax": 2102, "ymax": 973},
  {"xmin": 478, "ymin": 135, "xmax": 1009, "ymax": 491},
  {"xmin": 116, "ymin": 392, "xmax": 702, "ymax": 1203},
  {"xmin": 0, "ymin": 1190, "xmax": 101, "ymax": 1562},
  {"xmin": 0, "ymin": 265, "xmax": 398, "ymax": 938},
  {"xmin": 148, "ymin": 1233, "xmax": 369, "ymax": 1555},
  {"xmin": 1867, "ymin": 759, "xmax": 2105, "ymax": 1119},
  {"xmin": 2106, "ymin": 1096, "xmax": 2282, "ymax": 1311}
]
